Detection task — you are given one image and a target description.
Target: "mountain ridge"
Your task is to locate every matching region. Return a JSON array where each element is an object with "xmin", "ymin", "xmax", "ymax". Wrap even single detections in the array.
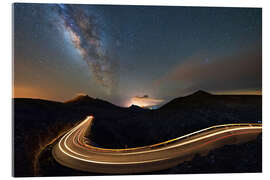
[{"xmin": 13, "ymin": 90, "xmax": 262, "ymax": 110}]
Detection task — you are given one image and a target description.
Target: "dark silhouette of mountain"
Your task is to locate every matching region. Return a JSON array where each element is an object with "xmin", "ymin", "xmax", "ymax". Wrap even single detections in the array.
[
  {"xmin": 127, "ymin": 104, "xmax": 145, "ymax": 111},
  {"xmin": 65, "ymin": 94, "xmax": 121, "ymax": 110},
  {"xmin": 188, "ymin": 90, "xmax": 212, "ymax": 97},
  {"xmin": 65, "ymin": 94, "xmax": 95, "ymax": 103},
  {"xmin": 160, "ymin": 90, "xmax": 261, "ymax": 110}
]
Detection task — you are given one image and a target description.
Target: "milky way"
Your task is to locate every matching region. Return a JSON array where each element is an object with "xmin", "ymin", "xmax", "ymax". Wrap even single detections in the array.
[
  {"xmin": 13, "ymin": 4, "xmax": 262, "ymax": 105},
  {"xmin": 56, "ymin": 4, "xmax": 117, "ymax": 94}
]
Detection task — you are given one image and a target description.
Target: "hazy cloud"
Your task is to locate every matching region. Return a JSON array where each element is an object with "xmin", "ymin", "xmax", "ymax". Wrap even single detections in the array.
[{"xmin": 154, "ymin": 44, "xmax": 262, "ymax": 96}]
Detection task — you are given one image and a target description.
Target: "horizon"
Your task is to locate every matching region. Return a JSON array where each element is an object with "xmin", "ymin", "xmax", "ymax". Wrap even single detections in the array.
[
  {"xmin": 13, "ymin": 4, "xmax": 262, "ymax": 107},
  {"xmin": 13, "ymin": 89, "xmax": 262, "ymax": 108}
]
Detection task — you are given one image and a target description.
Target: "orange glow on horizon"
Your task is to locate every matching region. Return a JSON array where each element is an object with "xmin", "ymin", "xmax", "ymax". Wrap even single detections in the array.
[
  {"xmin": 213, "ymin": 90, "xmax": 262, "ymax": 95},
  {"xmin": 13, "ymin": 85, "xmax": 64, "ymax": 102},
  {"xmin": 14, "ymin": 85, "xmax": 46, "ymax": 99},
  {"xmin": 127, "ymin": 96, "xmax": 164, "ymax": 108},
  {"xmin": 13, "ymin": 85, "xmax": 262, "ymax": 107}
]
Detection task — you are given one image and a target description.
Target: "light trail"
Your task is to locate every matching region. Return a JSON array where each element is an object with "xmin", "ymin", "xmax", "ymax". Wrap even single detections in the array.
[{"xmin": 52, "ymin": 116, "xmax": 262, "ymax": 174}]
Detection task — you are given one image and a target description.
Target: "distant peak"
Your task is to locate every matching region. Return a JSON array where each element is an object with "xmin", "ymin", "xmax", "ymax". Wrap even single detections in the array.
[
  {"xmin": 65, "ymin": 94, "xmax": 94, "ymax": 103},
  {"xmin": 128, "ymin": 104, "xmax": 144, "ymax": 110},
  {"xmin": 190, "ymin": 90, "xmax": 212, "ymax": 97},
  {"xmin": 75, "ymin": 94, "xmax": 93, "ymax": 99},
  {"xmin": 76, "ymin": 94, "xmax": 89, "ymax": 98},
  {"xmin": 129, "ymin": 104, "xmax": 141, "ymax": 108}
]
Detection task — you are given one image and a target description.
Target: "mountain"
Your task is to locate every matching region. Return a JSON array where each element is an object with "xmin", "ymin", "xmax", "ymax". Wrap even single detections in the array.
[
  {"xmin": 65, "ymin": 94, "xmax": 121, "ymax": 110},
  {"xmin": 188, "ymin": 90, "xmax": 212, "ymax": 97},
  {"xmin": 127, "ymin": 104, "xmax": 146, "ymax": 111},
  {"xmin": 159, "ymin": 90, "xmax": 261, "ymax": 110},
  {"xmin": 64, "ymin": 94, "xmax": 95, "ymax": 103}
]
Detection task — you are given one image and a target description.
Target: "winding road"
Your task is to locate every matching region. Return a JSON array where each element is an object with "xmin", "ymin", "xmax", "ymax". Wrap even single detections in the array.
[{"xmin": 52, "ymin": 116, "xmax": 262, "ymax": 174}]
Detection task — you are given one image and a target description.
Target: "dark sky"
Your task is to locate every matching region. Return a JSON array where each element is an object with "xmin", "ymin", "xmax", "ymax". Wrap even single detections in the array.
[{"xmin": 13, "ymin": 3, "xmax": 262, "ymax": 107}]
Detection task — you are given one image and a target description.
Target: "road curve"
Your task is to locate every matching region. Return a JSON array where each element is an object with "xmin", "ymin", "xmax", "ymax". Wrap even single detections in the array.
[{"xmin": 52, "ymin": 116, "xmax": 262, "ymax": 174}]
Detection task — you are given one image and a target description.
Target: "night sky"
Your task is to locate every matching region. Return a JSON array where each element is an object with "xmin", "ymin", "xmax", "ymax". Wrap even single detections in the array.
[{"xmin": 13, "ymin": 3, "xmax": 262, "ymax": 107}]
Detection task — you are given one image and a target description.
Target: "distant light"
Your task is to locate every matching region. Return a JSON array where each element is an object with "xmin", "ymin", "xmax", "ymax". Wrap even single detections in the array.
[{"xmin": 128, "ymin": 96, "xmax": 164, "ymax": 108}]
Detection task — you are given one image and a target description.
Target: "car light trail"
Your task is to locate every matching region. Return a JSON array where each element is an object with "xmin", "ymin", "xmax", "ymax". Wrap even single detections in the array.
[{"xmin": 52, "ymin": 116, "xmax": 262, "ymax": 174}]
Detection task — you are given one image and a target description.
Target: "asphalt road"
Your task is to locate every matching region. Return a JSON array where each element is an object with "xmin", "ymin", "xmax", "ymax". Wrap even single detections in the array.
[{"xmin": 52, "ymin": 116, "xmax": 262, "ymax": 174}]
